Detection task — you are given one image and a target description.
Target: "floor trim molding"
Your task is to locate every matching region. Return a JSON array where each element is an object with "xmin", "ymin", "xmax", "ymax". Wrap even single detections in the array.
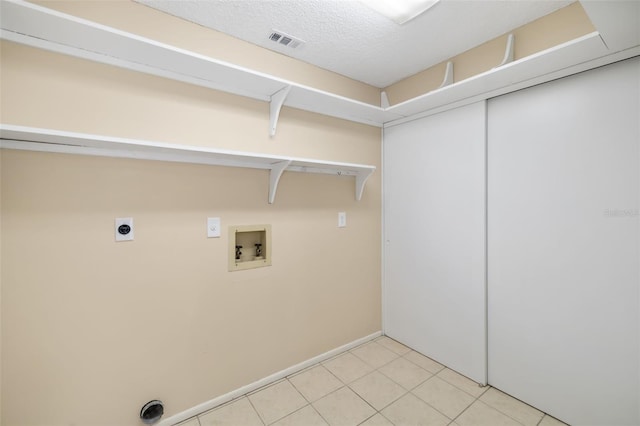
[{"xmin": 158, "ymin": 331, "xmax": 383, "ymax": 426}]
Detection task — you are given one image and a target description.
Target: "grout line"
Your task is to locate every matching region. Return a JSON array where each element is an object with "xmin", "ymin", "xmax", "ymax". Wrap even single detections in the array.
[
  {"xmin": 435, "ymin": 368, "xmax": 490, "ymax": 399},
  {"xmin": 400, "ymin": 350, "xmax": 446, "ymax": 375},
  {"xmin": 410, "ymin": 391, "xmax": 458, "ymax": 421},
  {"xmin": 349, "ymin": 378, "xmax": 409, "ymax": 415},
  {"xmin": 319, "ymin": 351, "xmax": 346, "ymax": 365},
  {"xmin": 346, "ymin": 383, "xmax": 385, "ymax": 419},
  {"xmin": 285, "ymin": 377, "xmax": 312, "ymax": 405},
  {"xmin": 309, "ymin": 397, "xmax": 330, "ymax": 425},
  {"xmin": 317, "ymin": 363, "xmax": 350, "ymax": 392},
  {"xmin": 246, "ymin": 377, "xmax": 287, "ymax": 397},
  {"xmin": 451, "ymin": 398, "xmax": 528, "ymax": 426},
  {"xmin": 380, "ymin": 411, "xmax": 397, "ymax": 426},
  {"xmin": 349, "ymin": 341, "xmax": 401, "ymax": 370},
  {"xmin": 375, "ymin": 363, "xmax": 433, "ymax": 393},
  {"xmin": 405, "ymin": 376, "xmax": 476, "ymax": 424},
  {"xmin": 245, "ymin": 396, "xmax": 267, "ymax": 426},
  {"xmin": 266, "ymin": 402, "xmax": 312, "ymax": 426},
  {"xmin": 197, "ymin": 394, "xmax": 244, "ymax": 417},
  {"xmin": 286, "ymin": 362, "xmax": 319, "ymax": 379},
  {"xmin": 357, "ymin": 410, "xmax": 397, "ymax": 426},
  {"xmin": 357, "ymin": 413, "xmax": 379, "ymax": 426},
  {"xmin": 310, "ymin": 384, "xmax": 359, "ymax": 425},
  {"xmin": 308, "ymin": 402, "xmax": 331, "ymax": 426},
  {"xmin": 375, "ymin": 338, "xmax": 414, "ymax": 357},
  {"xmin": 488, "ymin": 399, "xmax": 527, "ymax": 426},
  {"xmin": 449, "ymin": 389, "xmax": 485, "ymax": 424},
  {"xmin": 322, "ymin": 352, "xmax": 374, "ymax": 384},
  {"xmin": 480, "ymin": 389, "xmax": 546, "ymax": 426}
]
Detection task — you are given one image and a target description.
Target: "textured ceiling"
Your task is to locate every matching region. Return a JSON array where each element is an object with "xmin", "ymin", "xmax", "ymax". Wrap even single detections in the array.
[{"xmin": 136, "ymin": 0, "xmax": 573, "ymax": 88}]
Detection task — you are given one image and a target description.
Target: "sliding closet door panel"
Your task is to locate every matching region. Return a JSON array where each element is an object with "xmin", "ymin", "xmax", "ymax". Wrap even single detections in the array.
[
  {"xmin": 488, "ymin": 58, "xmax": 639, "ymax": 425},
  {"xmin": 384, "ymin": 102, "xmax": 486, "ymax": 384}
]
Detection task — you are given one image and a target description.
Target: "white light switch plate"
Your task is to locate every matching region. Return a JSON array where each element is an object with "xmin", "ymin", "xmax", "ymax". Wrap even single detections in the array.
[
  {"xmin": 338, "ymin": 212, "xmax": 347, "ymax": 228},
  {"xmin": 207, "ymin": 217, "xmax": 221, "ymax": 238},
  {"xmin": 115, "ymin": 217, "xmax": 134, "ymax": 242}
]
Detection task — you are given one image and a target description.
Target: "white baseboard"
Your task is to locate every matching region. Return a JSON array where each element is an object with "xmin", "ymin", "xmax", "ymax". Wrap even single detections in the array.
[{"xmin": 158, "ymin": 331, "xmax": 382, "ymax": 426}]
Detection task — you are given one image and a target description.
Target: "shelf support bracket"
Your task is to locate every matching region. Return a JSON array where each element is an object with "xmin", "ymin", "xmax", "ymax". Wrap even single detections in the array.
[
  {"xmin": 380, "ymin": 91, "xmax": 390, "ymax": 109},
  {"xmin": 496, "ymin": 34, "xmax": 515, "ymax": 68},
  {"xmin": 438, "ymin": 61, "xmax": 454, "ymax": 89},
  {"xmin": 268, "ymin": 160, "xmax": 291, "ymax": 204},
  {"xmin": 355, "ymin": 168, "xmax": 375, "ymax": 201},
  {"xmin": 269, "ymin": 85, "xmax": 291, "ymax": 137}
]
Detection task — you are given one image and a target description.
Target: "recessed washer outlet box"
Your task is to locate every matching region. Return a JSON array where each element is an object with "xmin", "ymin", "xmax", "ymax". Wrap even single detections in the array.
[{"xmin": 229, "ymin": 224, "xmax": 272, "ymax": 271}]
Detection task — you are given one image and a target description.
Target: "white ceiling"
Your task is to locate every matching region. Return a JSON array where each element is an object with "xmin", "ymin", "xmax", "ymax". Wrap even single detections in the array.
[{"xmin": 136, "ymin": 0, "xmax": 574, "ymax": 88}]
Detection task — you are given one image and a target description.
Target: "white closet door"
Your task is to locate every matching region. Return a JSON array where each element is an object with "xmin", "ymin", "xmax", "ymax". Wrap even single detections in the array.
[
  {"xmin": 488, "ymin": 58, "xmax": 640, "ymax": 425},
  {"xmin": 384, "ymin": 102, "xmax": 487, "ymax": 384}
]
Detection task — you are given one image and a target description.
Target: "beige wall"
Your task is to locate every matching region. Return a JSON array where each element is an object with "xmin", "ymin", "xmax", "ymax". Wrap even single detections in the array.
[
  {"xmin": 0, "ymin": 37, "xmax": 381, "ymax": 426},
  {"xmin": 384, "ymin": 2, "xmax": 596, "ymax": 105}
]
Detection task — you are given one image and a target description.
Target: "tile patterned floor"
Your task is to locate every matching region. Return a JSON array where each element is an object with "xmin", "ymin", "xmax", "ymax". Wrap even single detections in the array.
[{"xmin": 176, "ymin": 336, "xmax": 569, "ymax": 426}]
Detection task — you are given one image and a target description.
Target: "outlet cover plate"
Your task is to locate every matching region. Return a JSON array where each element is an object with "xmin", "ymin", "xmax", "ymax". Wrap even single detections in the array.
[
  {"xmin": 115, "ymin": 217, "xmax": 134, "ymax": 241},
  {"xmin": 338, "ymin": 212, "xmax": 347, "ymax": 228},
  {"xmin": 208, "ymin": 217, "xmax": 221, "ymax": 238}
]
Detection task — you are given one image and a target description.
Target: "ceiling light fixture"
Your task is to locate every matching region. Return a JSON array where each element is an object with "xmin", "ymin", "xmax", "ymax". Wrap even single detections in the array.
[{"xmin": 360, "ymin": 0, "xmax": 440, "ymax": 25}]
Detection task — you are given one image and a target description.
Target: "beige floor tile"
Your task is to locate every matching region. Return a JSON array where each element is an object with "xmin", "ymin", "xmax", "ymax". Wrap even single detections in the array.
[
  {"xmin": 191, "ymin": 344, "xmax": 573, "ymax": 426},
  {"xmin": 435, "ymin": 368, "xmax": 487, "ymax": 398},
  {"xmin": 323, "ymin": 352, "xmax": 374, "ymax": 384},
  {"xmin": 358, "ymin": 413, "xmax": 394, "ymax": 426},
  {"xmin": 381, "ymin": 393, "xmax": 450, "ymax": 426},
  {"xmin": 375, "ymin": 336, "xmax": 412, "ymax": 355},
  {"xmin": 199, "ymin": 397, "xmax": 263, "ymax": 426},
  {"xmin": 349, "ymin": 371, "xmax": 407, "ymax": 411},
  {"xmin": 248, "ymin": 380, "xmax": 307, "ymax": 424},
  {"xmin": 455, "ymin": 401, "xmax": 521, "ymax": 426},
  {"xmin": 378, "ymin": 356, "xmax": 432, "ymax": 390},
  {"xmin": 271, "ymin": 405, "xmax": 328, "ymax": 426},
  {"xmin": 539, "ymin": 414, "xmax": 569, "ymax": 426},
  {"xmin": 403, "ymin": 351, "xmax": 445, "ymax": 374},
  {"xmin": 176, "ymin": 417, "xmax": 201, "ymax": 426},
  {"xmin": 351, "ymin": 342, "xmax": 399, "ymax": 369},
  {"xmin": 412, "ymin": 376, "xmax": 475, "ymax": 419},
  {"xmin": 479, "ymin": 388, "xmax": 543, "ymax": 426},
  {"xmin": 313, "ymin": 387, "xmax": 376, "ymax": 426},
  {"xmin": 289, "ymin": 365, "xmax": 343, "ymax": 402}
]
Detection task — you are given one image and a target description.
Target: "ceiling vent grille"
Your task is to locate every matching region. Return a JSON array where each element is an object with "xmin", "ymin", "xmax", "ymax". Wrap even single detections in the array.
[{"xmin": 268, "ymin": 30, "xmax": 305, "ymax": 49}]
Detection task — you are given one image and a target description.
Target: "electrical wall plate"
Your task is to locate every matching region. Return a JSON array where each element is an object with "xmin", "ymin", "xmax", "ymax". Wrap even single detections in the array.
[
  {"xmin": 115, "ymin": 217, "xmax": 134, "ymax": 241},
  {"xmin": 338, "ymin": 212, "xmax": 347, "ymax": 228},
  {"xmin": 207, "ymin": 217, "xmax": 221, "ymax": 238}
]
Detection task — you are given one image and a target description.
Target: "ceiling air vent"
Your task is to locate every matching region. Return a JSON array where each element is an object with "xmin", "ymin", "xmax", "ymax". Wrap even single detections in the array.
[{"xmin": 268, "ymin": 30, "xmax": 305, "ymax": 49}]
